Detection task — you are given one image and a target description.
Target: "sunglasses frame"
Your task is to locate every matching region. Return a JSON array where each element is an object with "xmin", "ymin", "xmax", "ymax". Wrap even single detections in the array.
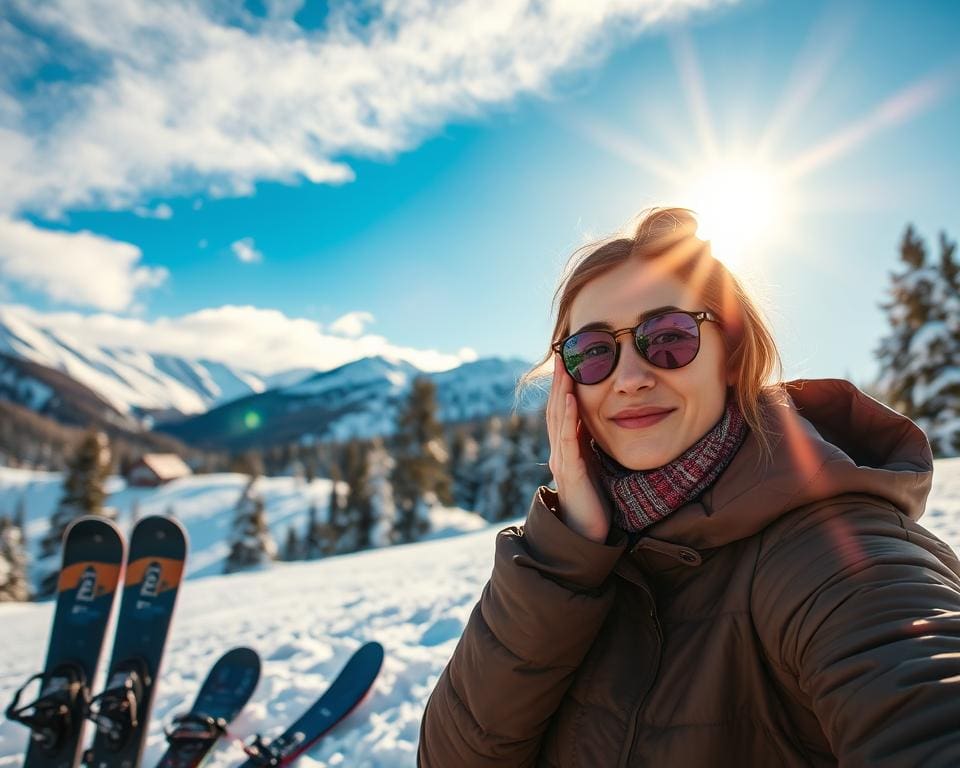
[{"xmin": 552, "ymin": 309, "xmax": 722, "ymax": 384}]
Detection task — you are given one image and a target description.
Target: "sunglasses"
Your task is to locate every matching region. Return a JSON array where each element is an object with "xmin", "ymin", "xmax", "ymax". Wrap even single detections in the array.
[{"xmin": 552, "ymin": 309, "xmax": 721, "ymax": 385}]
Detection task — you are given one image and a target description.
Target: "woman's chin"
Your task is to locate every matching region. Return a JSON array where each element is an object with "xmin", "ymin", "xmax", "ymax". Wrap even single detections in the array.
[{"xmin": 608, "ymin": 444, "xmax": 674, "ymax": 472}]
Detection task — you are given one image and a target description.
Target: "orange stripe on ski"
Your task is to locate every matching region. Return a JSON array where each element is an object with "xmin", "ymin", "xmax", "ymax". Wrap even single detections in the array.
[
  {"xmin": 125, "ymin": 557, "xmax": 185, "ymax": 593},
  {"xmin": 58, "ymin": 562, "xmax": 122, "ymax": 594}
]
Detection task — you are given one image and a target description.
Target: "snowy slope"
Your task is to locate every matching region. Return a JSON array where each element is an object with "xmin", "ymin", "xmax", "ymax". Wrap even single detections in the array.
[
  {"xmin": 0, "ymin": 468, "xmax": 486, "ymax": 583},
  {"xmin": 1, "ymin": 460, "xmax": 958, "ymax": 767},
  {"xmin": 0, "ymin": 305, "xmax": 267, "ymax": 417}
]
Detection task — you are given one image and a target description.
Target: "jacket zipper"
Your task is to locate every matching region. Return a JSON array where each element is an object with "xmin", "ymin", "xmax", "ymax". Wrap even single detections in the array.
[{"xmin": 615, "ymin": 584, "xmax": 663, "ymax": 768}]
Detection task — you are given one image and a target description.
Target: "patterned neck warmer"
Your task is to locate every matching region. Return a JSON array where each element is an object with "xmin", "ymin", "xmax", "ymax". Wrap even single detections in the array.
[{"xmin": 592, "ymin": 397, "xmax": 749, "ymax": 533}]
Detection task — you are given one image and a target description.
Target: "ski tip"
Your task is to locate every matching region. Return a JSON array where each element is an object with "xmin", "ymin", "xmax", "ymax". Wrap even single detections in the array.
[
  {"xmin": 64, "ymin": 514, "xmax": 124, "ymax": 541},
  {"xmin": 223, "ymin": 646, "xmax": 261, "ymax": 665},
  {"xmin": 61, "ymin": 515, "xmax": 126, "ymax": 565},
  {"xmin": 130, "ymin": 514, "xmax": 189, "ymax": 557},
  {"xmin": 215, "ymin": 646, "xmax": 262, "ymax": 678},
  {"xmin": 355, "ymin": 641, "xmax": 385, "ymax": 671}
]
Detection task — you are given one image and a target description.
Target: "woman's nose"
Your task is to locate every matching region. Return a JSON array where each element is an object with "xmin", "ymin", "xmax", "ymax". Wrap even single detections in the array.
[{"xmin": 611, "ymin": 342, "xmax": 657, "ymax": 393}]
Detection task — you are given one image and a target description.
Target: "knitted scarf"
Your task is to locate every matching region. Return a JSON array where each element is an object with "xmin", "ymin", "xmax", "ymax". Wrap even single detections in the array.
[{"xmin": 592, "ymin": 398, "xmax": 748, "ymax": 533}]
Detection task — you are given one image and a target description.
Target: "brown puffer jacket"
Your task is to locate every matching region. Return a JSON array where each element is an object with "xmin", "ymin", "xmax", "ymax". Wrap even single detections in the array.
[{"xmin": 418, "ymin": 378, "xmax": 960, "ymax": 767}]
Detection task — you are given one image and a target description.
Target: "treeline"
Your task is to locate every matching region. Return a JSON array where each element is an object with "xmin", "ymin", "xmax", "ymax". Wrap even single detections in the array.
[
  {"xmin": 0, "ymin": 376, "xmax": 551, "ymax": 598},
  {"xmin": 225, "ymin": 377, "xmax": 550, "ymax": 572}
]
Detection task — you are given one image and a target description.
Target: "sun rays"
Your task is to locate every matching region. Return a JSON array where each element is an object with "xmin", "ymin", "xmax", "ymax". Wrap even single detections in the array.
[{"xmin": 574, "ymin": 22, "xmax": 957, "ymax": 275}]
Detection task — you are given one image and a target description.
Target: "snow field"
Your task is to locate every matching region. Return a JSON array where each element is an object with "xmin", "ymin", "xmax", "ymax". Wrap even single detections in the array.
[
  {"xmin": 0, "ymin": 518, "xmax": 508, "ymax": 767},
  {"xmin": 0, "ymin": 459, "xmax": 958, "ymax": 766}
]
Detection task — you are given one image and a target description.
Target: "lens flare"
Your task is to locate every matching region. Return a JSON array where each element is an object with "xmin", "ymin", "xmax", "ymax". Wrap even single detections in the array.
[{"xmin": 244, "ymin": 410, "xmax": 262, "ymax": 430}]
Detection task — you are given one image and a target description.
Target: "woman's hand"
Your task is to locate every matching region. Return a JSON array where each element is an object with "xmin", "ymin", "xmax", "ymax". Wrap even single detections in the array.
[{"xmin": 546, "ymin": 354, "xmax": 611, "ymax": 543}]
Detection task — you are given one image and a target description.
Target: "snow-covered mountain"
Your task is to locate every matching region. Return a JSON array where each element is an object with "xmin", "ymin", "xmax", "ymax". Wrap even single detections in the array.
[
  {"xmin": 159, "ymin": 355, "xmax": 544, "ymax": 451},
  {"xmin": 1, "ymin": 460, "xmax": 958, "ymax": 767},
  {"xmin": 0, "ymin": 305, "xmax": 269, "ymax": 419},
  {"xmin": 0, "ymin": 307, "xmax": 541, "ymax": 452}
]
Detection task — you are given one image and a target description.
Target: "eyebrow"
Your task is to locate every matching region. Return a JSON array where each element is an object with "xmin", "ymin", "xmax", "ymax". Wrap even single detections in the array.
[{"xmin": 570, "ymin": 305, "xmax": 682, "ymax": 335}]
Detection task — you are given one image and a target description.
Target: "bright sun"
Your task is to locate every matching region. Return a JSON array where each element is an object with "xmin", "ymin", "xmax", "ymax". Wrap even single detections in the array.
[{"xmin": 683, "ymin": 160, "xmax": 787, "ymax": 269}]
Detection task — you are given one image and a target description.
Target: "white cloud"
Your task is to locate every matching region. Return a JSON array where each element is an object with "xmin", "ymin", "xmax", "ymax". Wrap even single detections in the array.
[
  {"xmin": 0, "ymin": 217, "xmax": 168, "ymax": 311},
  {"xmin": 9, "ymin": 303, "xmax": 475, "ymax": 375},
  {"xmin": 0, "ymin": 0, "xmax": 728, "ymax": 217},
  {"xmin": 329, "ymin": 310, "xmax": 374, "ymax": 337},
  {"xmin": 133, "ymin": 202, "xmax": 173, "ymax": 219},
  {"xmin": 231, "ymin": 237, "xmax": 262, "ymax": 263}
]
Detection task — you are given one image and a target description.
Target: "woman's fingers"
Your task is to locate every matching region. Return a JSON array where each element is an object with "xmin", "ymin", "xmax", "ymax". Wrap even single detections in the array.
[
  {"xmin": 560, "ymin": 393, "xmax": 583, "ymax": 472},
  {"xmin": 546, "ymin": 354, "xmax": 560, "ymax": 436}
]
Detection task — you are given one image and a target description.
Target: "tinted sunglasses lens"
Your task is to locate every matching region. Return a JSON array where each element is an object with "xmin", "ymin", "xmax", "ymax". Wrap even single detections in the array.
[
  {"xmin": 561, "ymin": 331, "xmax": 616, "ymax": 384},
  {"xmin": 638, "ymin": 312, "xmax": 701, "ymax": 369}
]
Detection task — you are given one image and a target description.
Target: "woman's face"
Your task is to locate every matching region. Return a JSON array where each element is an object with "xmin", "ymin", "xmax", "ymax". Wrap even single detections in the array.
[{"xmin": 567, "ymin": 258, "xmax": 731, "ymax": 471}]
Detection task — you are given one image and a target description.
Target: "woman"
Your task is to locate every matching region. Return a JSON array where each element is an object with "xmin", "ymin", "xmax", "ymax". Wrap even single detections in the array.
[{"xmin": 418, "ymin": 208, "xmax": 960, "ymax": 767}]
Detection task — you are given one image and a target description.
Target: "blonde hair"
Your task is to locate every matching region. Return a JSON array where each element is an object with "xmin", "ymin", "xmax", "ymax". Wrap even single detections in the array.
[{"xmin": 518, "ymin": 207, "xmax": 786, "ymax": 467}]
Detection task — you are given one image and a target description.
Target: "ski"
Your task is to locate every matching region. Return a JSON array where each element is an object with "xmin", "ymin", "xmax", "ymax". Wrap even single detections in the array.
[
  {"xmin": 85, "ymin": 515, "xmax": 188, "ymax": 768},
  {"xmin": 5, "ymin": 516, "xmax": 124, "ymax": 768},
  {"xmin": 238, "ymin": 641, "xmax": 384, "ymax": 767},
  {"xmin": 154, "ymin": 647, "xmax": 261, "ymax": 768}
]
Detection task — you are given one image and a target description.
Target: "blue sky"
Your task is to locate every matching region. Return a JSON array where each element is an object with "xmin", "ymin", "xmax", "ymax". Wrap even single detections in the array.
[{"xmin": 1, "ymin": 0, "xmax": 958, "ymax": 384}]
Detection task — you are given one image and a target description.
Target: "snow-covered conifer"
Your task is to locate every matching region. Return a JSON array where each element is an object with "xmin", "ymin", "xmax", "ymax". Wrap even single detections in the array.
[
  {"xmin": 392, "ymin": 377, "xmax": 450, "ymax": 542},
  {"xmin": 335, "ymin": 440, "xmax": 368, "ymax": 553},
  {"xmin": 224, "ymin": 477, "xmax": 277, "ymax": 573},
  {"xmin": 450, "ymin": 427, "xmax": 480, "ymax": 512},
  {"xmin": 500, "ymin": 414, "xmax": 546, "ymax": 521},
  {"xmin": 875, "ymin": 225, "xmax": 938, "ymax": 417},
  {"xmin": 367, "ymin": 438, "xmax": 397, "ymax": 548},
  {"xmin": 304, "ymin": 502, "xmax": 327, "ymax": 558},
  {"xmin": 876, "ymin": 225, "xmax": 960, "ymax": 457},
  {"xmin": 911, "ymin": 232, "xmax": 960, "ymax": 456},
  {"xmin": 38, "ymin": 430, "xmax": 113, "ymax": 596},
  {"xmin": 473, "ymin": 416, "xmax": 510, "ymax": 522},
  {"xmin": 0, "ymin": 516, "xmax": 29, "ymax": 602},
  {"xmin": 282, "ymin": 525, "xmax": 301, "ymax": 561}
]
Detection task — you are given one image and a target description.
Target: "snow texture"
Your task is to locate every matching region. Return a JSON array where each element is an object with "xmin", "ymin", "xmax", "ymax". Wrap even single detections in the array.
[{"xmin": 1, "ymin": 461, "xmax": 958, "ymax": 766}]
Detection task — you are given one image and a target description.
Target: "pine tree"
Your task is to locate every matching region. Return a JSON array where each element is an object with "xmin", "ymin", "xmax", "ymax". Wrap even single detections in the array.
[
  {"xmin": 473, "ymin": 416, "xmax": 510, "ymax": 521},
  {"xmin": 913, "ymin": 231, "xmax": 960, "ymax": 456},
  {"xmin": 875, "ymin": 225, "xmax": 938, "ymax": 418},
  {"xmin": 500, "ymin": 414, "xmax": 545, "ymax": 521},
  {"xmin": 0, "ymin": 516, "xmax": 30, "ymax": 602},
  {"xmin": 391, "ymin": 377, "xmax": 451, "ymax": 542},
  {"xmin": 366, "ymin": 438, "xmax": 397, "ymax": 547},
  {"xmin": 334, "ymin": 440, "xmax": 368, "ymax": 553},
  {"xmin": 230, "ymin": 450, "xmax": 264, "ymax": 478},
  {"xmin": 224, "ymin": 477, "xmax": 277, "ymax": 573},
  {"xmin": 14, "ymin": 493, "xmax": 26, "ymax": 530},
  {"xmin": 282, "ymin": 525, "xmax": 301, "ymax": 561},
  {"xmin": 875, "ymin": 225, "xmax": 960, "ymax": 457},
  {"xmin": 450, "ymin": 426, "xmax": 480, "ymax": 511},
  {"xmin": 38, "ymin": 430, "xmax": 113, "ymax": 596},
  {"xmin": 304, "ymin": 499, "xmax": 336, "ymax": 559}
]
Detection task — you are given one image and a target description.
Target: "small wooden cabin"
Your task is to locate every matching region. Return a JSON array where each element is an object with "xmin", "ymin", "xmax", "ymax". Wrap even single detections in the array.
[{"xmin": 126, "ymin": 453, "xmax": 192, "ymax": 487}]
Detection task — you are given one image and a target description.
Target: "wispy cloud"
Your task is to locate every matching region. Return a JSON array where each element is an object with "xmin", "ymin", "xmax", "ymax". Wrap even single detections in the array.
[
  {"xmin": 1, "ymin": 0, "xmax": 729, "ymax": 218},
  {"xmin": 0, "ymin": 218, "xmax": 167, "ymax": 311},
  {"xmin": 231, "ymin": 237, "xmax": 263, "ymax": 264},
  {"xmin": 0, "ymin": 0, "xmax": 732, "ymax": 312},
  {"xmin": 133, "ymin": 202, "xmax": 174, "ymax": 219},
  {"xmin": 7, "ymin": 303, "xmax": 477, "ymax": 375}
]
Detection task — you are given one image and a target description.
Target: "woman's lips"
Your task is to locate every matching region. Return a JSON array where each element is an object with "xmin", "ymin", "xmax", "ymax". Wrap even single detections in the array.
[{"xmin": 611, "ymin": 410, "xmax": 675, "ymax": 429}]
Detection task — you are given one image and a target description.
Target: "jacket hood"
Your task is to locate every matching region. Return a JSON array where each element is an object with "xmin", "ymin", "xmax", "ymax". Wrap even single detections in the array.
[{"xmin": 643, "ymin": 378, "xmax": 934, "ymax": 550}]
